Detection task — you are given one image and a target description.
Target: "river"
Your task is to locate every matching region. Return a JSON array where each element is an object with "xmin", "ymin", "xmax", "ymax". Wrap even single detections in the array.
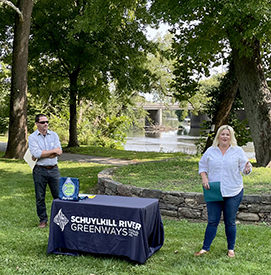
[{"xmin": 124, "ymin": 127, "xmax": 255, "ymax": 159}]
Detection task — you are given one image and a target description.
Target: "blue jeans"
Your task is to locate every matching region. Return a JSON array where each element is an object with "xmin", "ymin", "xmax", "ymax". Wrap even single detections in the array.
[
  {"xmin": 33, "ymin": 166, "xmax": 60, "ymax": 223},
  {"xmin": 202, "ymin": 189, "xmax": 243, "ymax": 251}
]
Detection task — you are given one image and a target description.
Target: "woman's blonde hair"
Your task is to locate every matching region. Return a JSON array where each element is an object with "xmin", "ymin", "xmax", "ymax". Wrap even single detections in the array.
[{"xmin": 212, "ymin": 125, "xmax": 237, "ymax": 147}]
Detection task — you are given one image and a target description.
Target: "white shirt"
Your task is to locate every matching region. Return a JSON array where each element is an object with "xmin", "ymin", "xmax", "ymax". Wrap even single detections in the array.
[
  {"xmin": 28, "ymin": 129, "xmax": 61, "ymax": 166},
  {"xmin": 198, "ymin": 145, "xmax": 251, "ymax": 197}
]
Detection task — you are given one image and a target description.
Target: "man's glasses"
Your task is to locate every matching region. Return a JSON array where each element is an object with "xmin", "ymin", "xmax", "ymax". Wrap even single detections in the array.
[{"xmin": 38, "ymin": 121, "xmax": 49, "ymax": 124}]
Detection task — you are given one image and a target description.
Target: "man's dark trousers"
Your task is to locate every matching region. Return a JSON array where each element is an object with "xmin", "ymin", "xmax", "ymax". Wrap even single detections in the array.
[{"xmin": 33, "ymin": 165, "xmax": 60, "ymax": 223}]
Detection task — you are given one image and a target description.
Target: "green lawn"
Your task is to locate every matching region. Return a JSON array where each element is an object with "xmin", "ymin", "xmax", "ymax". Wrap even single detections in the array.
[
  {"xmin": 63, "ymin": 145, "xmax": 190, "ymax": 162},
  {"xmin": 1, "ymin": 153, "xmax": 271, "ymax": 275},
  {"xmin": 63, "ymin": 145, "xmax": 271, "ymax": 195},
  {"xmin": 112, "ymin": 156, "xmax": 271, "ymax": 195}
]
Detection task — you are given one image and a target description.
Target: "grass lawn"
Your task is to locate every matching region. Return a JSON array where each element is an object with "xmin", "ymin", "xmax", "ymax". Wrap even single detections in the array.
[
  {"xmin": 63, "ymin": 145, "xmax": 190, "ymax": 162},
  {"xmin": 112, "ymin": 156, "xmax": 271, "ymax": 195},
  {"xmin": 64, "ymin": 145, "xmax": 271, "ymax": 195},
  {"xmin": 1, "ymin": 148, "xmax": 271, "ymax": 274}
]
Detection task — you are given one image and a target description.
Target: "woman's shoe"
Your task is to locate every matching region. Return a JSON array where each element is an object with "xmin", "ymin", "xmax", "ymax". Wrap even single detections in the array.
[
  {"xmin": 194, "ymin": 249, "xmax": 209, "ymax": 256},
  {"xmin": 228, "ymin": 250, "xmax": 235, "ymax": 258}
]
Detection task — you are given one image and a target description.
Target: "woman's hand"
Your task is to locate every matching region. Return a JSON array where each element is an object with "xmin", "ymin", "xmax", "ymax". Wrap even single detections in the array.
[
  {"xmin": 202, "ymin": 179, "xmax": 210, "ymax": 190},
  {"xmin": 200, "ymin": 172, "xmax": 210, "ymax": 190},
  {"xmin": 243, "ymin": 161, "xmax": 252, "ymax": 175}
]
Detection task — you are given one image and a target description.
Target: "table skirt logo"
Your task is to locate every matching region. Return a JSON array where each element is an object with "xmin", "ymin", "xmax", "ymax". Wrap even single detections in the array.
[
  {"xmin": 53, "ymin": 209, "xmax": 142, "ymax": 238},
  {"xmin": 70, "ymin": 216, "xmax": 142, "ymax": 238},
  {"xmin": 53, "ymin": 208, "xmax": 69, "ymax": 231},
  {"xmin": 62, "ymin": 177, "xmax": 75, "ymax": 197}
]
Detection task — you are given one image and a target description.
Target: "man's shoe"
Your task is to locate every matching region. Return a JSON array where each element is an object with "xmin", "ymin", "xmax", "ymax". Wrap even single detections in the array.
[{"xmin": 38, "ymin": 222, "xmax": 47, "ymax": 228}]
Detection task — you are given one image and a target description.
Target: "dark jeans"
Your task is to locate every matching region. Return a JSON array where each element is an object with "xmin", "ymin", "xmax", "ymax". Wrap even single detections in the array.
[
  {"xmin": 202, "ymin": 189, "xmax": 243, "ymax": 251},
  {"xmin": 33, "ymin": 166, "xmax": 60, "ymax": 223}
]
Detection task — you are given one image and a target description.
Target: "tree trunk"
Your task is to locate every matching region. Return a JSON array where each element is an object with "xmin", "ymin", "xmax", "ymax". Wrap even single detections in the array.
[
  {"xmin": 203, "ymin": 61, "xmax": 239, "ymax": 152},
  {"xmin": 4, "ymin": 0, "xmax": 34, "ymax": 159},
  {"xmin": 232, "ymin": 39, "xmax": 271, "ymax": 166},
  {"xmin": 67, "ymin": 70, "xmax": 80, "ymax": 147}
]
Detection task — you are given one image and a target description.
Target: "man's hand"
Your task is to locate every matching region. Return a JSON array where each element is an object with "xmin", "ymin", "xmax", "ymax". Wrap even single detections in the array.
[
  {"xmin": 32, "ymin": 156, "xmax": 37, "ymax": 161},
  {"xmin": 54, "ymin": 147, "xmax": 62, "ymax": 156},
  {"xmin": 40, "ymin": 147, "xmax": 63, "ymax": 158}
]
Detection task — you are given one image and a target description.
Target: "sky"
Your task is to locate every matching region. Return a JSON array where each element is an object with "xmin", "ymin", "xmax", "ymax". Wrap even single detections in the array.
[
  {"xmin": 146, "ymin": 23, "xmax": 170, "ymax": 40},
  {"xmin": 142, "ymin": 23, "xmax": 224, "ymax": 102}
]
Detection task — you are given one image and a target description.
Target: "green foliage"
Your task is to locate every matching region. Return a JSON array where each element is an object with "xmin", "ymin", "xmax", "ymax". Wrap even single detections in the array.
[
  {"xmin": 150, "ymin": 0, "xmax": 271, "ymax": 100},
  {"xmin": 175, "ymin": 110, "xmax": 183, "ymax": 122},
  {"xmin": 144, "ymin": 32, "xmax": 176, "ymax": 103},
  {"xmin": 0, "ymin": 6, "xmax": 14, "ymax": 61},
  {"xmin": 75, "ymin": 97, "xmax": 133, "ymax": 149},
  {"xmin": 26, "ymin": 85, "xmax": 148, "ymax": 149},
  {"xmin": 26, "ymin": 93, "xmax": 71, "ymax": 136},
  {"xmin": 48, "ymin": 113, "xmax": 70, "ymax": 144},
  {"xmin": 0, "ymin": 62, "xmax": 10, "ymax": 134},
  {"xmin": 91, "ymin": 115, "xmax": 131, "ymax": 149},
  {"xmin": 231, "ymin": 118, "xmax": 252, "ymax": 147},
  {"xmin": 29, "ymin": 0, "xmax": 155, "ymax": 101},
  {"xmin": 194, "ymin": 123, "xmax": 210, "ymax": 155},
  {"xmin": 26, "ymin": 0, "xmax": 157, "ymax": 147},
  {"xmin": 191, "ymin": 69, "xmax": 252, "ymax": 151},
  {"xmin": 197, "ymin": 74, "xmax": 223, "ymax": 114}
]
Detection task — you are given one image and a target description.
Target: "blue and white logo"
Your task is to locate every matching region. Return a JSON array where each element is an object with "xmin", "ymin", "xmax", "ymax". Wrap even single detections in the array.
[
  {"xmin": 62, "ymin": 177, "xmax": 75, "ymax": 197},
  {"xmin": 53, "ymin": 208, "xmax": 69, "ymax": 231}
]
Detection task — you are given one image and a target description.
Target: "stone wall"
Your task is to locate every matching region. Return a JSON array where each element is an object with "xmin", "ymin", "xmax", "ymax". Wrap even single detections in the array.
[{"xmin": 97, "ymin": 167, "xmax": 271, "ymax": 224}]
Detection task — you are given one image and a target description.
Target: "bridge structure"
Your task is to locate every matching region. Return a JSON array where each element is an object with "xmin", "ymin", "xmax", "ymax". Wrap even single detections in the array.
[{"xmin": 137, "ymin": 103, "xmax": 208, "ymax": 128}]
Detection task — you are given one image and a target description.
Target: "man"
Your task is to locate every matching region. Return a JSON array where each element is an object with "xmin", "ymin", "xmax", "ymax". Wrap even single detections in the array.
[{"xmin": 28, "ymin": 114, "xmax": 62, "ymax": 228}]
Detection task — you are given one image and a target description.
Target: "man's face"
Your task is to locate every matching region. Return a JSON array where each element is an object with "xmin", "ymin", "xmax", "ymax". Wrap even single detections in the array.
[{"xmin": 36, "ymin": 116, "xmax": 49, "ymax": 133}]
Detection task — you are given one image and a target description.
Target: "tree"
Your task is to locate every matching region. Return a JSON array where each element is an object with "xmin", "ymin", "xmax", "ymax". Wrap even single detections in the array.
[
  {"xmin": 0, "ymin": 0, "xmax": 23, "ymax": 20},
  {"xmin": 29, "ymin": 0, "xmax": 155, "ymax": 147},
  {"xmin": 150, "ymin": 0, "xmax": 271, "ymax": 166},
  {"xmin": 3, "ymin": 0, "xmax": 34, "ymax": 159},
  {"xmin": 0, "ymin": 62, "xmax": 10, "ymax": 134},
  {"xmin": 202, "ymin": 60, "xmax": 239, "ymax": 151},
  {"xmin": 144, "ymin": 32, "xmax": 176, "ymax": 103}
]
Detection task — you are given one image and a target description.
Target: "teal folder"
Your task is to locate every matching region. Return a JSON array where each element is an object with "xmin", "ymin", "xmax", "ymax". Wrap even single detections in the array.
[{"xmin": 203, "ymin": 181, "xmax": 223, "ymax": 202}]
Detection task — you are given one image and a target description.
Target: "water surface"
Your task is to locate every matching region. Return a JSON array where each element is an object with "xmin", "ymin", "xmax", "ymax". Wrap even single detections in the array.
[{"xmin": 124, "ymin": 129, "xmax": 255, "ymax": 159}]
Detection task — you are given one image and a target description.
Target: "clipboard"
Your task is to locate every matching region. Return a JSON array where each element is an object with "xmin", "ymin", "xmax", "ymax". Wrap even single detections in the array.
[
  {"xmin": 203, "ymin": 181, "xmax": 223, "ymax": 202},
  {"xmin": 23, "ymin": 148, "xmax": 37, "ymax": 170}
]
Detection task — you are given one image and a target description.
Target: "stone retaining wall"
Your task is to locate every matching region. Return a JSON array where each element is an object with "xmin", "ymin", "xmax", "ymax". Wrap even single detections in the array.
[{"xmin": 97, "ymin": 167, "xmax": 271, "ymax": 224}]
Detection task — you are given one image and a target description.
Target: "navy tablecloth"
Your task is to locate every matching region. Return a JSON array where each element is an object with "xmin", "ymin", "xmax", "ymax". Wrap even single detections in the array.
[{"xmin": 47, "ymin": 195, "xmax": 164, "ymax": 263}]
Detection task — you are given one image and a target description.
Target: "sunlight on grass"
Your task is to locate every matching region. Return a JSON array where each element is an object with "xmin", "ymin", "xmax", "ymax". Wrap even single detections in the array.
[
  {"xmin": 0, "ymin": 135, "xmax": 7, "ymax": 142},
  {"xmin": 63, "ymin": 145, "xmax": 189, "ymax": 161},
  {"xmin": 1, "ymin": 152, "xmax": 271, "ymax": 274},
  {"xmin": 113, "ymin": 157, "xmax": 271, "ymax": 195}
]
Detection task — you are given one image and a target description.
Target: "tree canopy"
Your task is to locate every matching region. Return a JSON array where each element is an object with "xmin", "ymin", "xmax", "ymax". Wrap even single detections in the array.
[
  {"xmin": 3, "ymin": 0, "xmax": 271, "ymax": 165},
  {"xmin": 150, "ymin": 0, "xmax": 271, "ymax": 166},
  {"xmin": 28, "ymin": 0, "xmax": 155, "ymax": 147}
]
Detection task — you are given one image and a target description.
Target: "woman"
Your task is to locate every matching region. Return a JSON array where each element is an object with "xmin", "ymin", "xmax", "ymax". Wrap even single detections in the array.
[{"xmin": 194, "ymin": 125, "xmax": 252, "ymax": 258}]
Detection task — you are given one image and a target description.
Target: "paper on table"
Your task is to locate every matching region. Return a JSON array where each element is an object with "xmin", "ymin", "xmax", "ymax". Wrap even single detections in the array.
[
  {"xmin": 23, "ymin": 148, "xmax": 37, "ymax": 170},
  {"xmin": 203, "ymin": 181, "xmax": 223, "ymax": 202},
  {"xmin": 79, "ymin": 193, "xmax": 96, "ymax": 199}
]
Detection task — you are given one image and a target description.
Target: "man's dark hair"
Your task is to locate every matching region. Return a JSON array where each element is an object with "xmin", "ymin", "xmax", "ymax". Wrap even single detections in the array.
[{"xmin": 35, "ymin": 114, "xmax": 47, "ymax": 123}]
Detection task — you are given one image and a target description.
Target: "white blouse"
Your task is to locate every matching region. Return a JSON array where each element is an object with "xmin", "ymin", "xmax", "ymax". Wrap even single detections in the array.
[{"xmin": 198, "ymin": 145, "xmax": 251, "ymax": 197}]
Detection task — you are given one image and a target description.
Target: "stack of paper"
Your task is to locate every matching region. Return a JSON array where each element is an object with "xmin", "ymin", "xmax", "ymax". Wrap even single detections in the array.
[{"xmin": 23, "ymin": 148, "xmax": 37, "ymax": 170}]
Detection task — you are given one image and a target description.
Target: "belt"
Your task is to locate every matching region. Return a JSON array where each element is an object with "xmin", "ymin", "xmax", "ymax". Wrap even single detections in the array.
[{"xmin": 36, "ymin": 164, "xmax": 58, "ymax": 169}]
